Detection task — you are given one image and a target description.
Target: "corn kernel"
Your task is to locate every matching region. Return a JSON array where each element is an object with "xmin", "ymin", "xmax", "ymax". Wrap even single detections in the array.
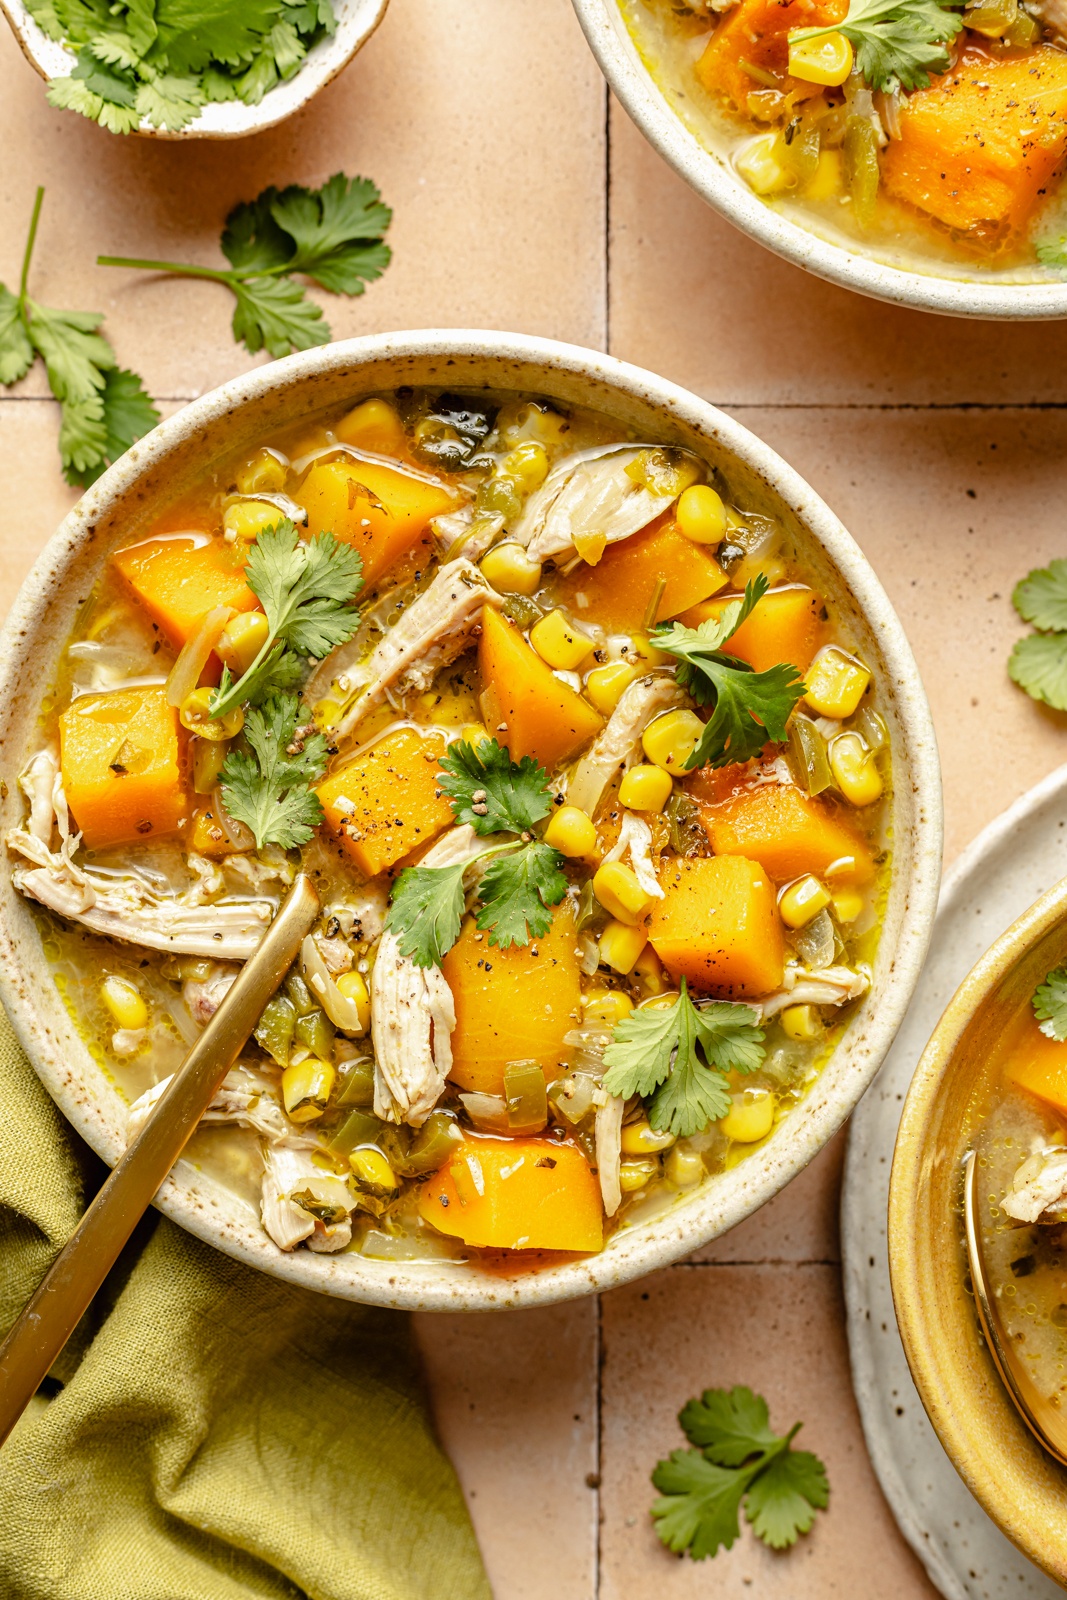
[
  {"xmin": 180, "ymin": 688, "xmax": 243, "ymax": 741},
  {"xmin": 781, "ymin": 1004, "xmax": 823, "ymax": 1043},
  {"xmin": 544, "ymin": 804, "xmax": 598, "ymax": 859},
  {"xmin": 803, "ymin": 148, "xmax": 844, "ymax": 201},
  {"xmin": 831, "ymin": 886, "xmax": 865, "ymax": 924},
  {"xmin": 582, "ymin": 989, "xmax": 635, "ymax": 1026},
  {"xmin": 805, "ymin": 646, "xmax": 871, "ymax": 719},
  {"xmin": 235, "ymin": 449, "xmax": 287, "ymax": 496},
  {"xmin": 642, "ymin": 709, "xmax": 704, "ymax": 773},
  {"xmin": 676, "ymin": 484, "xmax": 727, "ymax": 545},
  {"xmin": 223, "ymin": 499, "xmax": 281, "ymax": 543},
  {"xmin": 282, "ymin": 1057, "xmax": 335, "ymax": 1122},
  {"xmin": 349, "ymin": 1145, "xmax": 399, "ymax": 1193},
  {"xmin": 314, "ymin": 698, "xmax": 343, "ymax": 731},
  {"xmin": 632, "ymin": 945, "xmax": 669, "ymax": 995},
  {"xmin": 530, "ymin": 608, "xmax": 594, "ymax": 671},
  {"xmin": 480, "ymin": 542, "xmax": 543, "ymax": 597},
  {"xmin": 621, "ymin": 1118, "xmax": 676, "ymax": 1155},
  {"xmin": 336, "ymin": 970, "xmax": 371, "ymax": 1032},
  {"xmin": 736, "ymin": 131, "xmax": 794, "ymax": 196},
  {"xmin": 460, "ymin": 722, "xmax": 491, "ymax": 749},
  {"xmin": 586, "ymin": 660, "xmax": 638, "ymax": 715},
  {"xmin": 619, "ymin": 1157, "xmax": 658, "ymax": 1192},
  {"xmin": 335, "ymin": 397, "xmax": 405, "ymax": 455},
  {"xmin": 593, "ymin": 860, "xmax": 656, "ymax": 926},
  {"xmin": 666, "ymin": 1143, "xmax": 705, "ymax": 1188},
  {"xmin": 619, "ymin": 764, "xmax": 673, "ymax": 813},
  {"xmin": 778, "ymin": 874, "xmax": 831, "ymax": 929},
  {"xmin": 599, "ymin": 918, "xmax": 649, "ymax": 975},
  {"xmin": 505, "ymin": 440, "xmax": 550, "ymax": 489},
  {"xmin": 101, "ymin": 975, "xmax": 148, "ymax": 1032},
  {"xmin": 626, "ymin": 632, "xmax": 670, "ymax": 668},
  {"xmin": 720, "ymin": 1090, "xmax": 775, "ymax": 1143},
  {"xmin": 217, "ymin": 609, "xmax": 269, "ymax": 675},
  {"xmin": 787, "ymin": 29, "xmax": 854, "ymax": 85},
  {"xmin": 829, "ymin": 731, "xmax": 884, "ymax": 807}
]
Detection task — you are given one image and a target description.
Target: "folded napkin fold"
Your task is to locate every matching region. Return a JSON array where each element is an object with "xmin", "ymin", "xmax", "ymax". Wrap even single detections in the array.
[{"xmin": 0, "ymin": 1009, "xmax": 490, "ymax": 1600}]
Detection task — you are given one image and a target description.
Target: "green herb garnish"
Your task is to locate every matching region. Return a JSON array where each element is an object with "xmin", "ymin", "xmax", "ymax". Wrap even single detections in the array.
[
  {"xmin": 436, "ymin": 737, "xmax": 556, "ymax": 835},
  {"xmin": 791, "ymin": 0, "xmax": 965, "ymax": 94},
  {"xmin": 220, "ymin": 693, "xmax": 328, "ymax": 850},
  {"xmin": 0, "ymin": 188, "xmax": 157, "ymax": 486},
  {"xmin": 651, "ymin": 1386, "xmax": 829, "ymax": 1560},
  {"xmin": 1008, "ymin": 558, "xmax": 1067, "ymax": 711},
  {"xmin": 601, "ymin": 978, "xmax": 764, "ymax": 1137},
  {"xmin": 99, "ymin": 174, "xmax": 392, "ymax": 356},
  {"xmin": 1034, "ymin": 966, "xmax": 1067, "ymax": 1043}
]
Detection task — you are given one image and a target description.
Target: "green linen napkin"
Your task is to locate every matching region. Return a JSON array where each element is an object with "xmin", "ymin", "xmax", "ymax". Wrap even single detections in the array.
[{"xmin": 0, "ymin": 1009, "xmax": 491, "ymax": 1600}]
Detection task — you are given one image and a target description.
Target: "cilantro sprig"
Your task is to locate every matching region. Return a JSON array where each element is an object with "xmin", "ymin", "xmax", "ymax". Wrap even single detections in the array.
[
  {"xmin": 790, "ymin": 0, "xmax": 965, "ymax": 94},
  {"xmin": 1034, "ymin": 966, "xmax": 1067, "ymax": 1044},
  {"xmin": 1008, "ymin": 558, "xmax": 1067, "ymax": 712},
  {"xmin": 0, "ymin": 188, "xmax": 158, "ymax": 486},
  {"xmin": 208, "ymin": 520, "xmax": 363, "ymax": 720},
  {"xmin": 653, "ymin": 575, "xmax": 806, "ymax": 771},
  {"xmin": 602, "ymin": 979, "xmax": 764, "ymax": 1138},
  {"xmin": 220, "ymin": 693, "xmax": 328, "ymax": 850},
  {"xmin": 98, "ymin": 175, "xmax": 392, "ymax": 357},
  {"xmin": 384, "ymin": 739, "xmax": 567, "ymax": 966},
  {"xmin": 652, "ymin": 1386, "xmax": 829, "ymax": 1560}
]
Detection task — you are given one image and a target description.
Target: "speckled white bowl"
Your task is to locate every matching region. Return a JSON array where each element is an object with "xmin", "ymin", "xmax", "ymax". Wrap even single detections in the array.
[
  {"xmin": 571, "ymin": 0, "xmax": 1067, "ymax": 320},
  {"xmin": 0, "ymin": 330, "xmax": 942, "ymax": 1310},
  {"xmin": 0, "ymin": 0, "xmax": 387, "ymax": 139}
]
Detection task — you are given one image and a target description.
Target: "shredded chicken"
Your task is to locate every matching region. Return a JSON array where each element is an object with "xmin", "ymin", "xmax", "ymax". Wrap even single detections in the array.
[
  {"xmin": 126, "ymin": 1066, "xmax": 307, "ymax": 1147},
  {"xmin": 600, "ymin": 812, "xmax": 664, "ymax": 901},
  {"xmin": 756, "ymin": 963, "xmax": 870, "ymax": 1020},
  {"xmin": 1002, "ymin": 1142, "xmax": 1067, "ymax": 1225},
  {"xmin": 512, "ymin": 445, "xmax": 684, "ymax": 564},
  {"xmin": 595, "ymin": 1094, "xmax": 624, "ymax": 1218},
  {"xmin": 1032, "ymin": 0, "xmax": 1067, "ymax": 40},
  {"xmin": 261, "ymin": 1146, "xmax": 355, "ymax": 1253},
  {"xmin": 183, "ymin": 963, "xmax": 240, "ymax": 1027},
  {"xmin": 430, "ymin": 504, "xmax": 503, "ymax": 563},
  {"xmin": 567, "ymin": 675, "xmax": 687, "ymax": 815},
  {"xmin": 312, "ymin": 930, "xmax": 353, "ymax": 975}
]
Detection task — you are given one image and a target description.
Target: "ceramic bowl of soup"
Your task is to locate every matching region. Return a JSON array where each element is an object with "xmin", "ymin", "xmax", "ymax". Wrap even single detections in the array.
[
  {"xmin": 0, "ymin": 330, "xmax": 941, "ymax": 1310},
  {"xmin": 572, "ymin": 0, "xmax": 1067, "ymax": 318},
  {"xmin": 890, "ymin": 875, "xmax": 1067, "ymax": 1581}
]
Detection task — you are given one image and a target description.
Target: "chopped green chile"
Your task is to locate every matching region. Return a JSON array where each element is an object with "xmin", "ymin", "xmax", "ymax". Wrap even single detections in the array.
[
  {"xmin": 789, "ymin": 714, "xmax": 833, "ymax": 796},
  {"xmin": 336, "ymin": 1057, "xmax": 376, "ymax": 1108},
  {"xmin": 254, "ymin": 994, "xmax": 296, "ymax": 1067},
  {"xmin": 666, "ymin": 792, "xmax": 708, "ymax": 856},
  {"xmin": 844, "ymin": 118, "xmax": 880, "ymax": 228},
  {"xmin": 192, "ymin": 739, "xmax": 228, "ymax": 795},
  {"xmin": 402, "ymin": 1111, "xmax": 463, "ymax": 1174},
  {"xmin": 504, "ymin": 1059, "xmax": 549, "ymax": 1133},
  {"xmin": 501, "ymin": 593, "xmax": 544, "ymax": 630},
  {"xmin": 326, "ymin": 1109, "xmax": 382, "ymax": 1158},
  {"xmin": 285, "ymin": 972, "xmax": 317, "ymax": 1016},
  {"xmin": 852, "ymin": 705, "xmax": 888, "ymax": 753},
  {"xmin": 782, "ymin": 116, "xmax": 820, "ymax": 187},
  {"xmin": 294, "ymin": 1006, "xmax": 334, "ymax": 1060}
]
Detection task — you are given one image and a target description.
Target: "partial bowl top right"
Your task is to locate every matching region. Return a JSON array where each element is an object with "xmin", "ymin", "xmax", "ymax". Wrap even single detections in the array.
[{"xmin": 572, "ymin": 0, "xmax": 1067, "ymax": 318}]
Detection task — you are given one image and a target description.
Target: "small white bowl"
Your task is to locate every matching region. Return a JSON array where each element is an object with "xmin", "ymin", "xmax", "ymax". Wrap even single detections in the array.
[
  {"xmin": 571, "ymin": 0, "xmax": 1067, "ymax": 320},
  {"xmin": 0, "ymin": 330, "xmax": 942, "ymax": 1310},
  {"xmin": 0, "ymin": 0, "xmax": 388, "ymax": 139}
]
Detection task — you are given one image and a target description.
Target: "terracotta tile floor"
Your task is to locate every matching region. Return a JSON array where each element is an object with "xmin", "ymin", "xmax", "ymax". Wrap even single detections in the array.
[{"xmin": 1, "ymin": 0, "xmax": 1062, "ymax": 1591}]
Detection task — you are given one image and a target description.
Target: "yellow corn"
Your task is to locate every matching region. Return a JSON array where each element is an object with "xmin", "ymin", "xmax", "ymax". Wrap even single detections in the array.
[
  {"xmin": 736, "ymin": 132, "xmax": 794, "ymax": 196},
  {"xmin": 626, "ymin": 632, "xmax": 670, "ymax": 668},
  {"xmin": 781, "ymin": 1004, "xmax": 823, "ymax": 1043},
  {"xmin": 336, "ymin": 970, "xmax": 371, "ymax": 1032},
  {"xmin": 778, "ymin": 874, "xmax": 831, "ymax": 929},
  {"xmin": 282, "ymin": 1057, "xmax": 336, "ymax": 1122},
  {"xmin": 803, "ymin": 148, "xmax": 844, "ymax": 201},
  {"xmin": 721, "ymin": 1090, "xmax": 775, "ymax": 1143},
  {"xmin": 666, "ymin": 1143, "xmax": 705, "ymax": 1188},
  {"xmin": 621, "ymin": 1118, "xmax": 676, "ymax": 1155},
  {"xmin": 619, "ymin": 1157, "xmax": 658, "ymax": 1193},
  {"xmin": 829, "ymin": 732, "xmax": 884, "ymax": 806},
  {"xmin": 585, "ymin": 660, "xmax": 638, "ymax": 715},
  {"xmin": 217, "ymin": 610, "xmax": 269, "ymax": 675},
  {"xmin": 101, "ymin": 975, "xmax": 148, "ymax": 1031},
  {"xmin": 619, "ymin": 763, "xmax": 673, "ymax": 813},
  {"xmin": 179, "ymin": 688, "xmax": 244, "ymax": 741},
  {"xmin": 349, "ymin": 1145, "xmax": 399, "ymax": 1193},
  {"xmin": 480, "ymin": 542, "xmax": 543, "ymax": 597},
  {"xmin": 335, "ymin": 397, "xmax": 406, "ymax": 454},
  {"xmin": 505, "ymin": 440, "xmax": 550, "ymax": 489},
  {"xmin": 787, "ymin": 30, "xmax": 854, "ymax": 85},
  {"xmin": 544, "ymin": 805, "xmax": 598, "ymax": 859},
  {"xmin": 582, "ymin": 989, "xmax": 635, "ymax": 1026},
  {"xmin": 804, "ymin": 646, "xmax": 871, "ymax": 718},
  {"xmin": 223, "ymin": 499, "xmax": 281, "ymax": 543},
  {"xmin": 235, "ymin": 449, "xmax": 287, "ymax": 496},
  {"xmin": 831, "ymin": 886, "xmax": 865, "ymax": 924},
  {"xmin": 593, "ymin": 860, "xmax": 656, "ymax": 926},
  {"xmin": 530, "ymin": 609, "xmax": 594, "ymax": 671},
  {"xmin": 599, "ymin": 918, "xmax": 649, "ymax": 976},
  {"xmin": 676, "ymin": 484, "xmax": 727, "ymax": 546},
  {"xmin": 642, "ymin": 709, "xmax": 704, "ymax": 773},
  {"xmin": 314, "ymin": 698, "xmax": 343, "ymax": 731},
  {"xmin": 632, "ymin": 945, "xmax": 669, "ymax": 995},
  {"xmin": 460, "ymin": 722, "xmax": 491, "ymax": 749}
]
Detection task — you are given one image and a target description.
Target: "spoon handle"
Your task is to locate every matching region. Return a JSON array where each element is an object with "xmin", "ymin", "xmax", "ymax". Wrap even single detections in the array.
[{"xmin": 0, "ymin": 873, "xmax": 319, "ymax": 1447}]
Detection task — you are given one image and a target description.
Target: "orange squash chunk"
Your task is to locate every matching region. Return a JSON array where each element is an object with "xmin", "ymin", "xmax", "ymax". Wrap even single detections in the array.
[
  {"xmin": 650, "ymin": 855, "xmax": 784, "ymax": 998},
  {"xmin": 298, "ymin": 458, "xmax": 455, "ymax": 591},
  {"xmin": 112, "ymin": 537, "xmax": 257, "ymax": 650},
  {"xmin": 443, "ymin": 906, "xmax": 582, "ymax": 1095},
  {"xmin": 556, "ymin": 518, "xmax": 727, "ymax": 632},
  {"xmin": 881, "ymin": 47, "xmax": 1067, "ymax": 242},
  {"xmin": 704, "ymin": 784, "xmax": 874, "ymax": 884},
  {"xmin": 418, "ymin": 1137, "xmax": 603, "ymax": 1252},
  {"xmin": 696, "ymin": 0, "xmax": 845, "ymax": 111},
  {"xmin": 316, "ymin": 728, "xmax": 453, "ymax": 877},
  {"xmin": 1005, "ymin": 1013, "xmax": 1067, "ymax": 1118},
  {"xmin": 677, "ymin": 585, "xmax": 826, "ymax": 675},
  {"xmin": 60, "ymin": 686, "xmax": 187, "ymax": 850},
  {"xmin": 478, "ymin": 606, "xmax": 603, "ymax": 770}
]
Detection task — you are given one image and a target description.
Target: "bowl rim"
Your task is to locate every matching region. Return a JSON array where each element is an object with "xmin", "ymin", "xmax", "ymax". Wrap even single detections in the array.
[
  {"xmin": 888, "ymin": 873, "xmax": 1067, "ymax": 1581},
  {"xmin": 570, "ymin": 0, "xmax": 1067, "ymax": 321},
  {"xmin": 0, "ymin": 328, "xmax": 943, "ymax": 1310}
]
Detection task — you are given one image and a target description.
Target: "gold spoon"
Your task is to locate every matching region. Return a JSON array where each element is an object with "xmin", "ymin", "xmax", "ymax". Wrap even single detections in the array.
[
  {"xmin": 0, "ymin": 872, "xmax": 319, "ymax": 1447},
  {"xmin": 963, "ymin": 1147, "xmax": 1067, "ymax": 1467}
]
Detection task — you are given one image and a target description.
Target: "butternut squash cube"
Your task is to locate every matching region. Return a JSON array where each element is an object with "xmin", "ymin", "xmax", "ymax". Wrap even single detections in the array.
[
  {"xmin": 677, "ymin": 585, "xmax": 826, "ymax": 674},
  {"xmin": 703, "ymin": 783, "xmax": 875, "ymax": 884},
  {"xmin": 316, "ymin": 728, "xmax": 453, "ymax": 877},
  {"xmin": 478, "ymin": 606, "xmax": 603, "ymax": 770},
  {"xmin": 418, "ymin": 1137, "xmax": 603, "ymax": 1252},
  {"xmin": 112, "ymin": 537, "xmax": 257, "ymax": 650},
  {"xmin": 298, "ymin": 458, "xmax": 455, "ymax": 591},
  {"xmin": 1005, "ymin": 1014, "xmax": 1067, "ymax": 1118},
  {"xmin": 650, "ymin": 855, "xmax": 784, "ymax": 998},
  {"xmin": 696, "ymin": 0, "xmax": 846, "ymax": 111},
  {"xmin": 557, "ymin": 517, "xmax": 727, "ymax": 632},
  {"xmin": 60, "ymin": 685, "xmax": 187, "ymax": 850}
]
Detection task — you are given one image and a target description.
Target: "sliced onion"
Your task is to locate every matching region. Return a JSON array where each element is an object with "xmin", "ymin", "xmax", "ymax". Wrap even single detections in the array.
[
  {"xmin": 209, "ymin": 787, "xmax": 255, "ymax": 852},
  {"xmin": 300, "ymin": 934, "xmax": 366, "ymax": 1035},
  {"xmin": 166, "ymin": 606, "xmax": 233, "ymax": 708},
  {"xmin": 458, "ymin": 1091, "xmax": 510, "ymax": 1133}
]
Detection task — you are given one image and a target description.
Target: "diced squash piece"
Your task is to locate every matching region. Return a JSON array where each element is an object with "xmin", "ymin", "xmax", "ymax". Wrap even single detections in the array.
[
  {"xmin": 112, "ymin": 537, "xmax": 257, "ymax": 650},
  {"xmin": 650, "ymin": 856, "xmax": 784, "ymax": 998},
  {"xmin": 478, "ymin": 606, "xmax": 603, "ymax": 770},
  {"xmin": 418, "ymin": 1137, "xmax": 603, "ymax": 1252},
  {"xmin": 556, "ymin": 517, "xmax": 727, "ymax": 631},
  {"xmin": 1005, "ymin": 1013, "xmax": 1067, "ymax": 1117},
  {"xmin": 703, "ymin": 783, "xmax": 875, "ymax": 884},
  {"xmin": 298, "ymin": 459, "xmax": 455, "ymax": 591},
  {"xmin": 677, "ymin": 585, "xmax": 826, "ymax": 674},
  {"xmin": 316, "ymin": 728, "xmax": 453, "ymax": 877},
  {"xmin": 443, "ymin": 906, "xmax": 583, "ymax": 1095},
  {"xmin": 881, "ymin": 47, "xmax": 1067, "ymax": 242},
  {"xmin": 696, "ymin": 0, "xmax": 845, "ymax": 110},
  {"xmin": 60, "ymin": 686, "xmax": 187, "ymax": 850},
  {"xmin": 190, "ymin": 805, "xmax": 242, "ymax": 858}
]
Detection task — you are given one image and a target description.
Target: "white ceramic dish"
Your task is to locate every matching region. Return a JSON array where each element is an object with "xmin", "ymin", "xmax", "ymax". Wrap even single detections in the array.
[
  {"xmin": 0, "ymin": 0, "xmax": 387, "ymax": 139},
  {"xmin": 571, "ymin": 0, "xmax": 1067, "ymax": 320},
  {"xmin": 843, "ymin": 765, "xmax": 1067, "ymax": 1600},
  {"xmin": 0, "ymin": 329, "xmax": 942, "ymax": 1310}
]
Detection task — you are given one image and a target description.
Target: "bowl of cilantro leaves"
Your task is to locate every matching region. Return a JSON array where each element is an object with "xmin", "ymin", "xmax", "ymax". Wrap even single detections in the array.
[
  {"xmin": 1, "ymin": 0, "xmax": 388, "ymax": 137},
  {"xmin": 0, "ymin": 330, "xmax": 941, "ymax": 1309}
]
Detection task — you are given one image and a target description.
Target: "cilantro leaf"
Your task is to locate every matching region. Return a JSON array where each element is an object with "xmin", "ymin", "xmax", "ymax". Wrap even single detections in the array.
[
  {"xmin": 1008, "ymin": 633, "xmax": 1067, "ymax": 712},
  {"xmin": 385, "ymin": 862, "xmax": 469, "ymax": 969},
  {"xmin": 1013, "ymin": 559, "xmax": 1067, "ymax": 634},
  {"xmin": 791, "ymin": 0, "xmax": 964, "ymax": 93},
  {"xmin": 270, "ymin": 173, "xmax": 393, "ymax": 294},
  {"xmin": 24, "ymin": 301, "xmax": 113, "ymax": 402},
  {"xmin": 135, "ymin": 73, "xmax": 206, "ymax": 131},
  {"xmin": 651, "ymin": 1450, "xmax": 750, "ymax": 1560},
  {"xmin": 680, "ymin": 1386, "xmax": 779, "ymax": 1464},
  {"xmin": 476, "ymin": 841, "xmax": 567, "ymax": 950},
  {"xmin": 153, "ymin": 0, "xmax": 281, "ymax": 74},
  {"xmin": 219, "ymin": 693, "xmax": 327, "ymax": 849},
  {"xmin": 60, "ymin": 367, "xmax": 161, "ymax": 487},
  {"xmin": 221, "ymin": 190, "xmax": 294, "ymax": 274},
  {"xmin": 1034, "ymin": 966, "xmax": 1067, "ymax": 1043},
  {"xmin": 437, "ymin": 739, "xmax": 554, "ymax": 836},
  {"xmin": 230, "ymin": 273, "xmax": 328, "ymax": 358},
  {"xmin": 744, "ymin": 1448, "xmax": 829, "ymax": 1549},
  {"xmin": 0, "ymin": 286, "xmax": 35, "ymax": 385}
]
